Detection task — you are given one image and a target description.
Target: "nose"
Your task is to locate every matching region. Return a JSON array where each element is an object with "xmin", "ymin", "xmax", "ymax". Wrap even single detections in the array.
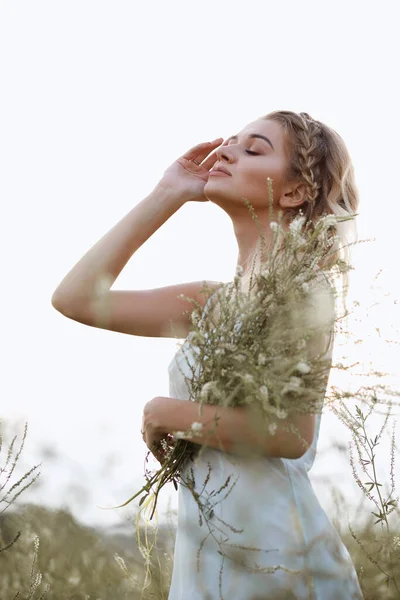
[{"xmin": 216, "ymin": 142, "xmax": 236, "ymax": 163}]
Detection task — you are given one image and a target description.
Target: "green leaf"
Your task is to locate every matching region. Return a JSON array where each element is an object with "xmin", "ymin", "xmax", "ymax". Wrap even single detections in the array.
[{"xmin": 139, "ymin": 494, "xmax": 148, "ymax": 507}]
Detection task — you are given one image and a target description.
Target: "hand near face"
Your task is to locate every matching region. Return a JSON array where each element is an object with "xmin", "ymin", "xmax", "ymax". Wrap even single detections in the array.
[{"xmin": 158, "ymin": 138, "xmax": 224, "ymax": 203}]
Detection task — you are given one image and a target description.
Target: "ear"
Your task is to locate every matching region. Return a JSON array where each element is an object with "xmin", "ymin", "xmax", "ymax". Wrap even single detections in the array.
[{"xmin": 279, "ymin": 181, "xmax": 308, "ymax": 209}]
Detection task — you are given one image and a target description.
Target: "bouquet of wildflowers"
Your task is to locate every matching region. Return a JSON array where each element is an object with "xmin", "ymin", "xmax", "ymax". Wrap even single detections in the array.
[
  {"xmin": 111, "ymin": 191, "xmax": 357, "ymax": 521},
  {"xmin": 101, "ymin": 186, "xmax": 400, "ymax": 596}
]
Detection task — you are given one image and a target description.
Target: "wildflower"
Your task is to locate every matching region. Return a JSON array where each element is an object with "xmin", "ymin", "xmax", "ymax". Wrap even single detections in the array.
[
  {"xmin": 276, "ymin": 408, "xmax": 288, "ymax": 419},
  {"xmin": 191, "ymin": 310, "xmax": 200, "ymax": 324},
  {"xmin": 173, "ymin": 431, "xmax": 186, "ymax": 439},
  {"xmin": 258, "ymin": 353, "xmax": 267, "ymax": 365},
  {"xmin": 244, "ymin": 373, "xmax": 254, "ymax": 383},
  {"xmin": 200, "ymin": 381, "xmax": 216, "ymax": 398},
  {"xmin": 191, "ymin": 421, "xmax": 203, "ymax": 432},
  {"xmin": 68, "ymin": 573, "xmax": 81, "ymax": 586},
  {"xmin": 268, "ymin": 422, "xmax": 278, "ymax": 435},
  {"xmin": 282, "ymin": 376, "xmax": 302, "ymax": 395},
  {"xmin": 270, "ymin": 221, "xmax": 279, "ymax": 232},
  {"xmin": 393, "ymin": 535, "xmax": 400, "ymax": 550},
  {"xmin": 259, "ymin": 385, "xmax": 269, "ymax": 399},
  {"xmin": 289, "ymin": 215, "xmax": 306, "ymax": 235},
  {"xmin": 319, "ymin": 214, "xmax": 337, "ymax": 229},
  {"xmin": 235, "ymin": 354, "xmax": 247, "ymax": 363},
  {"xmin": 236, "ymin": 264, "xmax": 244, "ymax": 276},
  {"xmin": 296, "ymin": 361, "xmax": 311, "ymax": 374}
]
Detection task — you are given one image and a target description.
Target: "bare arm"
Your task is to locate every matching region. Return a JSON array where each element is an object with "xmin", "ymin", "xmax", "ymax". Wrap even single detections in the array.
[
  {"xmin": 51, "ymin": 185, "xmax": 185, "ymax": 311},
  {"xmin": 146, "ymin": 396, "xmax": 315, "ymax": 459},
  {"xmin": 51, "ymin": 138, "xmax": 222, "ymax": 315}
]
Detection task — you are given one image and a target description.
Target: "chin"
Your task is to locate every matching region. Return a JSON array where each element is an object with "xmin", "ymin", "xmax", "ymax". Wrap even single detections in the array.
[{"xmin": 204, "ymin": 181, "xmax": 235, "ymax": 202}]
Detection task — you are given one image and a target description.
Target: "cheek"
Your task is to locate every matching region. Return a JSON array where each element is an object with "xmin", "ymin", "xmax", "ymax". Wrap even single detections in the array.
[{"xmin": 239, "ymin": 165, "xmax": 285, "ymax": 203}]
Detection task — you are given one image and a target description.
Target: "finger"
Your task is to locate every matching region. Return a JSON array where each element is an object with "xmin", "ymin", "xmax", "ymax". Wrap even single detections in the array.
[
  {"xmin": 182, "ymin": 138, "xmax": 223, "ymax": 163},
  {"xmin": 192, "ymin": 139, "xmax": 225, "ymax": 166},
  {"xmin": 201, "ymin": 151, "xmax": 219, "ymax": 172}
]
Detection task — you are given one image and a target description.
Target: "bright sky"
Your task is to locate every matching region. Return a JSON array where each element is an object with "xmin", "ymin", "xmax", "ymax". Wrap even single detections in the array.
[{"xmin": 1, "ymin": 0, "xmax": 399, "ymax": 532}]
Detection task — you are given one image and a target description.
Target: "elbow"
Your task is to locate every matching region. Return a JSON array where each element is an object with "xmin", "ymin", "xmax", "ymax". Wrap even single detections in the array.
[
  {"xmin": 51, "ymin": 291, "xmax": 70, "ymax": 314},
  {"xmin": 51, "ymin": 292, "xmax": 80, "ymax": 318},
  {"xmin": 51, "ymin": 292, "xmax": 63, "ymax": 312},
  {"xmin": 283, "ymin": 445, "xmax": 309, "ymax": 460}
]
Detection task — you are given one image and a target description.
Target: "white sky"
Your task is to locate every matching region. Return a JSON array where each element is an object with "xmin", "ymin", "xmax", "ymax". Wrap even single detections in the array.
[{"xmin": 1, "ymin": 0, "xmax": 399, "ymax": 532}]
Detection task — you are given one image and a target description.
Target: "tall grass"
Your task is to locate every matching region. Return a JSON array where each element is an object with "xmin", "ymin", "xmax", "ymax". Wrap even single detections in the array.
[{"xmin": 1, "ymin": 409, "xmax": 399, "ymax": 599}]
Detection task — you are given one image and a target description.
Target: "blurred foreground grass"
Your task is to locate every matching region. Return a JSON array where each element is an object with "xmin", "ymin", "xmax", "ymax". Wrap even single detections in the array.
[
  {"xmin": 0, "ymin": 503, "xmax": 174, "ymax": 599},
  {"xmin": 1, "ymin": 420, "xmax": 399, "ymax": 599},
  {"xmin": 0, "ymin": 500, "xmax": 399, "ymax": 599}
]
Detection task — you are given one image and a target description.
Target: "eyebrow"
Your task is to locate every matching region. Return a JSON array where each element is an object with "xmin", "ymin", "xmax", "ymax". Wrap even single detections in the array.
[{"xmin": 230, "ymin": 133, "xmax": 275, "ymax": 151}]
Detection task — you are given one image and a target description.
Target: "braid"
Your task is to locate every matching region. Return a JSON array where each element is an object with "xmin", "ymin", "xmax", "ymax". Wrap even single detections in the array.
[
  {"xmin": 296, "ymin": 113, "xmax": 324, "ymax": 218},
  {"xmin": 263, "ymin": 109, "xmax": 359, "ymax": 297}
]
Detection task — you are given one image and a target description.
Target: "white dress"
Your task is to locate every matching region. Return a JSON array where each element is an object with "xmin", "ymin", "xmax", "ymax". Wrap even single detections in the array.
[{"xmin": 167, "ymin": 279, "xmax": 363, "ymax": 600}]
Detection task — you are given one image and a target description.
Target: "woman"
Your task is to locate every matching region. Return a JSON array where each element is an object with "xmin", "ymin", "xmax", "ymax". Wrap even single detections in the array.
[{"xmin": 52, "ymin": 111, "xmax": 363, "ymax": 599}]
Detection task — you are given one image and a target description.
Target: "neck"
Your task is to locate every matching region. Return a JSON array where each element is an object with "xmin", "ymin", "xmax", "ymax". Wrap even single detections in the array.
[{"xmin": 232, "ymin": 211, "xmax": 276, "ymax": 281}]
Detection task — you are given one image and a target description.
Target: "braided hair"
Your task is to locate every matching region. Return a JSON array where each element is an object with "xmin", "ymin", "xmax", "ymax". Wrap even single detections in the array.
[{"xmin": 263, "ymin": 110, "xmax": 359, "ymax": 286}]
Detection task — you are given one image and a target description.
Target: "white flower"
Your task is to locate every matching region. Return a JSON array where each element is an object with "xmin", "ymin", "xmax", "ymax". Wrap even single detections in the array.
[
  {"xmin": 191, "ymin": 421, "xmax": 203, "ymax": 432},
  {"xmin": 296, "ymin": 361, "xmax": 311, "ymax": 374},
  {"xmin": 235, "ymin": 354, "xmax": 247, "ymax": 363},
  {"xmin": 258, "ymin": 353, "xmax": 267, "ymax": 365},
  {"xmin": 276, "ymin": 408, "xmax": 288, "ymax": 419},
  {"xmin": 68, "ymin": 574, "xmax": 81, "ymax": 586},
  {"xmin": 282, "ymin": 376, "xmax": 302, "ymax": 395},
  {"xmin": 236, "ymin": 264, "xmax": 244, "ymax": 276},
  {"xmin": 259, "ymin": 385, "xmax": 269, "ymax": 399},
  {"xmin": 244, "ymin": 374, "xmax": 254, "ymax": 383},
  {"xmin": 270, "ymin": 221, "xmax": 279, "ymax": 232},
  {"xmin": 200, "ymin": 381, "xmax": 216, "ymax": 398},
  {"xmin": 268, "ymin": 422, "xmax": 277, "ymax": 436},
  {"xmin": 173, "ymin": 431, "xmax": 186, "ymax": 439},
  {"xmin": 289, "ymin": 215, "xmax": 306, "ymax": 235},
  {"xmin": 393, "ymin": 535, "xmax": 400, "ymax": 550},
  {"xmin": 319, "ymin": 214, "xmax": 337, "ymax": 229}
]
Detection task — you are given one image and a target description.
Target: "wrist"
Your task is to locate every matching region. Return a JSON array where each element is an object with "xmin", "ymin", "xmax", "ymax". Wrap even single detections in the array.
[{"xmin": 154, "ymin": 181, "xmax": 188, "ymax": 207}]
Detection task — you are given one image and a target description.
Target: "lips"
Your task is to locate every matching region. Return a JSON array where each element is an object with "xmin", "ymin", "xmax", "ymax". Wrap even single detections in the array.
[{"xmin": 211, "ymin": 164, "xmax": 231, "ymax": 176}]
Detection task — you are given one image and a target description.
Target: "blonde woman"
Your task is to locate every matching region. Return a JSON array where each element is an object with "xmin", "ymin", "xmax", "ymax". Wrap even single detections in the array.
[{"xmin": 52, "ymin": 111, "xmax": 363, "ymax": 599}]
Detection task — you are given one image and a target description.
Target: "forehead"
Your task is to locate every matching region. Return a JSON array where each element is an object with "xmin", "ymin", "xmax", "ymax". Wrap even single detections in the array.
[{"xmin": 235, "ymin": 119, "xmax": 285, "ymax": 150}]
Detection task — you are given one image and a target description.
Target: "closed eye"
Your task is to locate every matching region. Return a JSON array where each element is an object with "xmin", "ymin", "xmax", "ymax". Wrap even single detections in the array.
[{"xmin": 245, "ymin": 150, "xmax": 260, "ymax": 156}]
